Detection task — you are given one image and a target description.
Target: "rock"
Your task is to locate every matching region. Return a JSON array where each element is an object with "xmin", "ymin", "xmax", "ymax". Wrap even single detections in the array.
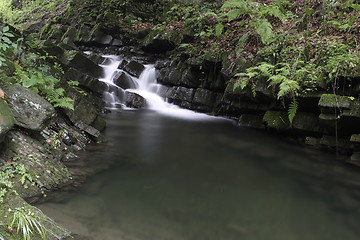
[
  {"xmin": 0, "ymin": 191, "xmax": 71, "ymax": 240},
  {"xmin": 305, "ymin": 136, "xmax": 321, "ymax": 147},
  {"xmin": 125, "ymin": 92, "xmax": 147, "ymax": 108},
  {"xmin": 292, "ymin": 112, "xmax": 322, "ymax": 133},
  {"xmin": 65, "ymin": 68, "xmax": 108, "ymax": 95},
  {"xmin": 318, "ymin": 94, "xmax": 352, "ymax": 113},
  {"xmin": 0, "ymin": 130, "xmax": 71, "ymax": 201},
  {"xmin": 123, "ymin": 61, "xmax": 145, "ymax": 78},
  {"xmin": 263, "ymin": 111, "xmax": 290, "ymax": 130},
  {"xmin": 143, "ymin": 38, "xmax": 175, "ymax": 54},
  {"xmin": 0, "ymin": 98, "xmax": 15, "ymax": 142},
  {"xmin": 3, "ymin": 84, "xmax": 55, "ymax": 131},
  {"xmin": 173, "ymin": 87, "xmax": 195, "ymax": 102},
  {"xmin": 320, "ymin": 135, "xmax": 351, "ymax": 150},
  {"xmin": 63, "ymin": 88, "xmax": 102, "ymax": 130},
  {"xmin": 62, "ymin": 51, "xmax": 104, "ymax": 79},
  {"xmin": 239, "ymin": 114, "xmax": 264, "ymax": 129},
  {"xmin": 193, "ymin": 88, "xmax": 216, "ymax": 107},
  {"xmin": 113, "ymin": 72, "xmax": 138, "ymax": 89}
]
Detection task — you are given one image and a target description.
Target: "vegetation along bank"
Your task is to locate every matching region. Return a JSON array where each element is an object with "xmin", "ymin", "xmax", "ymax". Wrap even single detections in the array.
[{"xmin": 0, "ymin": 0, "xmax": 359, "ymax": 239}]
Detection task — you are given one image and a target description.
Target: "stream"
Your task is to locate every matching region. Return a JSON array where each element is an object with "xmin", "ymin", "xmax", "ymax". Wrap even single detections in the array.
[{"xmin": 37, "ymin": 54, "xmax": 360, "ymax": 240}]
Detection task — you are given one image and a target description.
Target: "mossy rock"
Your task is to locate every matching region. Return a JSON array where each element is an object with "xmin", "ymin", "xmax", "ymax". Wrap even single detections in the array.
[
  {"xmin": 0, "ymin": 191, "xmax": 71, "ymax": 240},
  {"xmin": 0, "ymin": 131, "xmax": 71, "ymax": 201},
  {"xmin": 0, "ymin": 98, "xmax": 15, "ymax": 143},
  {"xmin": 318, "ymin": 94, "xmax": 352, "ymax": 109},
  {"xmin": 263, "ymin": 111, "xmax": 290, "ymax": 130}
]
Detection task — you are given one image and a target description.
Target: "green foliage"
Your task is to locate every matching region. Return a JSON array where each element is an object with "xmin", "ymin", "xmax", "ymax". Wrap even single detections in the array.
[
  {"xmin": 288, "ymin": 99, "xmax": 299, "ymax": 123},
  {"xmin": 14, "ymin": 65, "xmax": 74, "ymax": 110},
  {"xmin": 250, "ymin": 19, "xmax": 274, "ymax": 45},
  {"xmin": 9, "ymin": 207, "xmax": 46, "ymax": 240}
]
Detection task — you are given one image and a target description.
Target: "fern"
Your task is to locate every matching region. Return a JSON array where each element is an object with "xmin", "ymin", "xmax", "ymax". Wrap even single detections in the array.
[
  {"xmin": 251, "ymin": 18, "xmax": 274, "ymax": 45},
  {"xmin": 215, "ymin": 23, "xmax": 224, "ymax": 37},
  {"xmin": 277, "ymin": 80, "xmax": 300, "ymax": 99},
  {"xmin": 233, "ymin": 77, "xmax": 250, "ymax": 91},
  {"xmin": 288, "ymin": 99, "xmax": 298, "ymax": 124},
  {"xmin": 260, "ymin": 5, "xmax": 286, "ymax": 22}
]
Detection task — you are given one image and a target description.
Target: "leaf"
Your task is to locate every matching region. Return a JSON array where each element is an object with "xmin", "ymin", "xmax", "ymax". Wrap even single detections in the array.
[
  {"xmin": 235, "ymin": 32, "xmax": 250, "ymax": 57},
  {"xmin": 215, "ymin": 23, "xmax": 224, "ymax": 37},
  {"xmin": 252, "ymin": 19, "xmax": 274, "ymax": 45},
  {"xmin": 288, "ymin": 99, "xmax": 298, "ymax": 124},
  {"xmin": 277, "ymin": 80, "xmax": 300, "ymax": 99},
  {"xmin": 227, "ymin": 9, "xmax": 244, "ymax": 21}
]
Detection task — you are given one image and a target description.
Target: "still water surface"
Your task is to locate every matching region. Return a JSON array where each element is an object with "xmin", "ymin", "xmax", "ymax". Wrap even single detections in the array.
[{"xmin": 38, "ymin": 110, "xmax": 360, "ymax": 240}]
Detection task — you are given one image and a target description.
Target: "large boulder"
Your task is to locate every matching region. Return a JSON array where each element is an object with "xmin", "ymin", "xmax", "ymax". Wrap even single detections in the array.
[
  {"xmin": 0, "ymin": 98, "xmax": 15, "ymax": 142},
  {"xmin": 63, "ymin": 88, "xmax": 102, "ymax": 131},
  {"xmin": 0, "ymin": 130, "xmax": 71, "ymax": 201},
  {"xmin": 3, "ymin": 84, "xmax": 55, "ymax": 131},
  {"xmin": 113, "ymin": 72, "xmax": 138, "ymax": 89},
  {"xmin": 123, "ymin": 61, "xmax": 145, "ymax": 78},
  {"xmin": 62, "ymin": 51, "xmax": 104, "ymax": 79},
  {"xmin": 125, "ymin": 92, "xmax": 147, "ymax": 108}
]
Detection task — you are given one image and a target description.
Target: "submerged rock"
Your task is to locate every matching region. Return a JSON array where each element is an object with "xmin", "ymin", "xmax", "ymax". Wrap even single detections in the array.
[
  {"xmin": 3, "ymin": 84, "xmax": 55, "ymax": 131},
  {"xmin": 0, "ymin": 98, "xmax": 15, "ymax": 143}
]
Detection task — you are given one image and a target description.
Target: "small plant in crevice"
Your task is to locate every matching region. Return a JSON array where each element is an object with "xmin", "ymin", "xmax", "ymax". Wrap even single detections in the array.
[{"xmin": 9, "ymin": 207, "xmax": 46, "ymax": 240}]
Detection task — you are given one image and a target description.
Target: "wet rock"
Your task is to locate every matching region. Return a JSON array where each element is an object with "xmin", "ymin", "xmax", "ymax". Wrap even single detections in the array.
[
  {"xmin": 113, "ymin": 72, "xmax": 138, "ymax": 89},
  {"xmin": 0, "ymin": 98, "xmax": 15, "ymax": 142},
  {"xmin": 263, "ymin": 111, "xmax": 290, "ymax": 130},
  {"xmin": 62, "ymin": 51, "xmax": 103, "ymax": 79},
  {"xmin": 193, "ymin": 88, "xmax": 216, "ymax": 107},
  {"xmin": 123, "ymin": 61, "xmax": 145, "ymax": 78},
  {"xmin": 65, "ymin": 68, "xmax": 108, "ymax": 95},
  {"xmin": 3, "ymin": 84, "xmax": 55, "ymax": 131},
  {"xmin": 320, "ymin": 135, "xmax": 351, "ymax": 150},
  {"xmin": 63, "ymin": 88, "xmax": 102, "ymax": 131},
  {"xmin": 239, "ymin": 114, "xmax": 264, "ymax": 129},
  {"xmin": 125, "ymin": 92, "xmax": 147, "ymax": 108},
  {"xmin": 173, "ymin": 87, "xmax": 195, "ymax": 102},
  {"xmin": 292, "ymin": 112, "xmax": 322, "ymax": 134}
]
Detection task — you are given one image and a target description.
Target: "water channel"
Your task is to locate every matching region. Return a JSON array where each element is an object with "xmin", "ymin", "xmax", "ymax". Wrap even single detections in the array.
[{"xmin": 37, "ymin": 54, "xmax": 360, "ymax": 240}]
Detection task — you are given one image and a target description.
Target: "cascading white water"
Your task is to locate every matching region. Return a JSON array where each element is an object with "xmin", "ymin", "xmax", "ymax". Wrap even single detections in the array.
[{"xmin": 98, "ymin": 55, "xmax": 218, "ymax": 120}]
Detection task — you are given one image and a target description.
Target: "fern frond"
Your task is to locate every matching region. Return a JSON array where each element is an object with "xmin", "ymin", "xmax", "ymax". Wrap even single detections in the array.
[
  {"xmin": 268, "ymin": 74, "xmax": 288, "ymax": 87},
  {"xmin": 251, "ymin": 18, "xmax": 274, "ymax": 45},
  {"xmin": 233, "ymin": 77, "xmax": 250, "ymax": 91},
  {"xmin": 256, "ymin": 62, "xmax": 274, "ymax": 77},
  {"xmin": 288, "ymin": 99, "xmax": 298, "ymax": 124},
  {"xmin": 277, "ymin": 80, "xmax": 300, "ymax": 99}
]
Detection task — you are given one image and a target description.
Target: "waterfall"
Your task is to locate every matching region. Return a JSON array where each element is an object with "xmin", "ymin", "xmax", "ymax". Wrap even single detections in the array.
[{"xmin": 97, "ymin": 55, "xmax": 218, "ymax": 120}]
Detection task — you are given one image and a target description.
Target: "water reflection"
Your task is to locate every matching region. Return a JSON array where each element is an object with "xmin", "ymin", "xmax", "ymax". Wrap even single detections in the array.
[{"xmin": 38, "ymin": 110, "xmax": 360, "ymax": 240}]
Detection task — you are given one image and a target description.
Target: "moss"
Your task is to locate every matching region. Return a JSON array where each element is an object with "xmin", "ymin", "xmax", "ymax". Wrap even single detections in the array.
[
  {"xmin": 350, "ymin": 134, "xmax": 360, "ymax": 143},
  {"xmin": 263, "ymin": 111, "xmax": 290, "ymax": 130},
  {"xmin": 318, "ymin": 94, "xmax": 352, "ymax": 109}
]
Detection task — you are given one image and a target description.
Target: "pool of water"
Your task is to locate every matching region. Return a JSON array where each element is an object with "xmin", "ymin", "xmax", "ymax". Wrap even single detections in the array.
[{"xmin": 38, "ymin": 110, "xmax": 360, "ymax": 240}]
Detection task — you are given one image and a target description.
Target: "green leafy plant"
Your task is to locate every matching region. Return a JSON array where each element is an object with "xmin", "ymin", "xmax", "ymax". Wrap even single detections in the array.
[
  {"xmin": 288, "ymin": 99, "xmax": 298, "ymax": 124},
  {"xmin": 9, "ymin": 207, "xmax": 46, "ymax": 240},
  {"xmin": 14, "ymin": 65, "xmax": 75, "ymax": 110}
]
